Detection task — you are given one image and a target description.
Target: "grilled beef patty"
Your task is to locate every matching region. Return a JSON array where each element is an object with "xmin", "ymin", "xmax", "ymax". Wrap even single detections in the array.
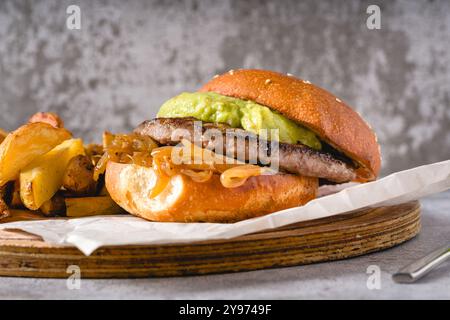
[{"xmin": 134, "ymin": 117, "xmax": 357, "ymax": 183}]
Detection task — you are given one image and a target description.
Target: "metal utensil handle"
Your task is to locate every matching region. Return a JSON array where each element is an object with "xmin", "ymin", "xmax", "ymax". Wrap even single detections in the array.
[{"xmin": 393, "ymin": 245, "xmax": 450, "ymax": 283}]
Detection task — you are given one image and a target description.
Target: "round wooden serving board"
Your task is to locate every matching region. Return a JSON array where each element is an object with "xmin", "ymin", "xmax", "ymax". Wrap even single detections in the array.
[{"xmin": 0, "ymin": 201, "xmax": 420, "ymax": 278}]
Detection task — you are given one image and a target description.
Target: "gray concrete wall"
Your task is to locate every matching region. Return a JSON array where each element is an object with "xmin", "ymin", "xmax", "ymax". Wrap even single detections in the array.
[{"xmin": 0, "ymin": 0, "xmax": 449, "ymax": 175}]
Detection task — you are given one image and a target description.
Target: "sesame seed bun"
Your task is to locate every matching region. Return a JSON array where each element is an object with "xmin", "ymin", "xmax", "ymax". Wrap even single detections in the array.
[{"xmin": 199, "ymin": 69, "xmax": 381, "ymax": 181}]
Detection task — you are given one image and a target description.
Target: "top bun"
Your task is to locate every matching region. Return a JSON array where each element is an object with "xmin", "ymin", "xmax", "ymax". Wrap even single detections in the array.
[{"xmin": 199, "ymin": 69, "xmax": 381, "ymax": 181}]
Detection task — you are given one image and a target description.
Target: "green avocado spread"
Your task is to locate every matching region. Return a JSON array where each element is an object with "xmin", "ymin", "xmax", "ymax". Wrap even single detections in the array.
[{"xmin": 157, "ymin": 92, "xmax": 321, "ymax": 150}]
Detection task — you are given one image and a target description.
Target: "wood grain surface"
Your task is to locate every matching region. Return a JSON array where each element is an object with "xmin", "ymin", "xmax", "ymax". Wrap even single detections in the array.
[{"xmin": 0, "ymin": 201, "xmax": 420, "ymax": 278}]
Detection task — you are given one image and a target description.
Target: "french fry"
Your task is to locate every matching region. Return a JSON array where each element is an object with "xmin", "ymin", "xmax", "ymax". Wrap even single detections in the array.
[
  {"xmin": 0, "ymin": 122, "xmax": 72, "ymax": 186},
  {"xmin": 64, "ymin": 196, "xmax": 125, "ymax": 217},
  {"xmin": 20, "ymin": 138, "xmax": 85, "ymax": 210}
]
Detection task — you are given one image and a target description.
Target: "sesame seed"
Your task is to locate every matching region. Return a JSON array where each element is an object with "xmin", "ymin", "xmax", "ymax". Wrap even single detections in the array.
[
  {"xmin": 213, "ymin": 74, "xmax": 219, "ymax": 79},
  {"xmin": 229, "ymin": 69, "xmax": 235, "ymax": 75},
  {"xmin": 336, "ymin": 98, "xmax": 342, "ymax": 103},
  {"xmin": 303, "ymin": 80, "xmax": 311, "ymax": 84},
  {"xmin": 265, "ymin": 79, "xmax": 272, "ymax": 85},
  {"xmin": 287, "ymin": 73, "xmax": 294, "ymax": 77}
]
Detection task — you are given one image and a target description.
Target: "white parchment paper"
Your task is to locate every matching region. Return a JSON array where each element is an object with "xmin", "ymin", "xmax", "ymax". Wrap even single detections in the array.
[{"xmin": 1, "ymin": 160, "xmax": 449, "ymax": 255}]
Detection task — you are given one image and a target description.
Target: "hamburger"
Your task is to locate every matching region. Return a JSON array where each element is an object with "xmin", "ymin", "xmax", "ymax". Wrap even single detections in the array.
[{"xmin": 101, "ymin": 69, "xmax": 381, "ymax": 222}]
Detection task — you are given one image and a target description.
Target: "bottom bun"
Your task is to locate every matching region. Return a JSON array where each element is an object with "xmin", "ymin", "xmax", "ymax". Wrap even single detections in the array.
[{"xmin": 105, "ymin": 162, "xmax": 318, "ymax": 223}]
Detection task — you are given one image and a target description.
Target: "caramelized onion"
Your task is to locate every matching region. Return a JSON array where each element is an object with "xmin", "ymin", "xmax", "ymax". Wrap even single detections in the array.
[
  {"xmin": 220, "ymin": 165, "xmax": 274, "ymax": 188},
  {"xmin": 93, "ymin": 132, "xmax": 158, "ymax": 180},
  {"xmin": 93, "ymin": 153, "xmax": 109, "ymax": 181},
  {"xmin": 95, "ymin": 134, "xmax": 276, "ymax": 191},
  {"xmin": 180, "ymin": 169, "xmax": 213, "ymax": 183},
  {"xmin": 151, "ymin": 146, "xmax": 174, "ymax": 158},
  {"xmin": 179, "ymin": 139, "xmax": 245, "ymax": 173},
  {"xmin": 161, "ymin": 156, "xmax": 178, "ymax": 177},
  {"xmin": 131, "ymin": 152, "xmax": 152, "ymax": 167},
  {"xmin": 149, "ymin": 154, "xmax": 173, "ymax": 198},
  {"xmin": 152, "ymin": 140, "xmax": 273, "ymax": 188},
  {"xmin": 149, "ymin": 174, "xmax": 170, "ymax": 199}
]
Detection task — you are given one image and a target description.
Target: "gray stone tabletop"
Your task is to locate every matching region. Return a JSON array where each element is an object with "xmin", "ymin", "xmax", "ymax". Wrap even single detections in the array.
[{"xmin": 0, "ymin": 190, "xmax": 449, "ymax": 300}]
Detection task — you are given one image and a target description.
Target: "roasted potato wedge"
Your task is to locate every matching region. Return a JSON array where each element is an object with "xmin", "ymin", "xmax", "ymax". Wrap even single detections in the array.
[
  {"xmin": 28, "ymin": 112, "xmax": 64, "ymax": 128},
  {"xmin": 0, "ymin": 122, "xmax": 72, "ymax": 186},
  {"xmin": 65, "ymin": 196, "xmax": 125, "ymax": 217},
  {"xmin": 20, "ymin": 138, "xmax": 85, "ymax": 210},
  {"xmin": 62, "ymin": 155, "xmax": 97, "ymax": 195}
]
